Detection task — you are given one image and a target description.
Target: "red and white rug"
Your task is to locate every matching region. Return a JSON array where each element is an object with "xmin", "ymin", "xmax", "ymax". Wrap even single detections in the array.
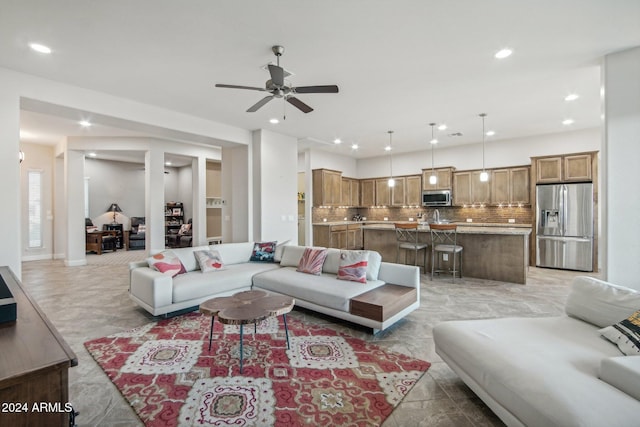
[{"xmin": 85, "ymin": 312, "xmax": 430, "ymax": 426}]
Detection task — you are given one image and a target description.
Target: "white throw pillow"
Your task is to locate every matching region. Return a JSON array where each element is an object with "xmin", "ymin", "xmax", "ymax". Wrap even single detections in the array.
[
  {"xmin": 337, "ymin": 250, "xmax": 369, "ymax": 283},
  {"xmin": 564, "ymin": 276, "xmax": 640, "ymax": 327},
  {"xmin": 193, "ymin": 249, "xmax": 225, "ymax": 273},
  {"xmin": 598, "ymin": 309, "xmax": 640, "ymax": 356}
]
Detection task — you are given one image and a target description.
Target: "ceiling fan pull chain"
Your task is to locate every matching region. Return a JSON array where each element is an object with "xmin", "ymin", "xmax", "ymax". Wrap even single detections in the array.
[{"xmin": 283, "ymin": 97, "xmax": 287, "ymax": 121}]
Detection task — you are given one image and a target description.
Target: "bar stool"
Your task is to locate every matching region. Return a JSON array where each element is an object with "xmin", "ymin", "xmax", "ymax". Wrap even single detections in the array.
[
  {"xmin": 394, "ymin": 223, "xmax": 428, "ymax": 273},
  {"xmin": 430, "ymin": 223, "xmax": 463, "ymax": 282}
]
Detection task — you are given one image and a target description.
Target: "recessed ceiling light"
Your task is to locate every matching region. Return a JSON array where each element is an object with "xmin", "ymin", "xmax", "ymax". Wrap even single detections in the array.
[
  {"xmin": 165, "ymin": 161, "xmax": 172, "ymax": 166},
  {"xmin": 384, "ymin": 145, "xmax": 392, "ymax": 151},
  {"xmin": 88, "ymin": 152, "xmax": 97, "ymax": 157},
  {"xmin": 29, "ymin": 42, "xmax": 52, "ymax": 54},
  {"xmin": 351, "ymin": 143, "xmax": 359, "ymax": 150},
  {"xmin": 19, "ymin": 130, "xmax": 34, "ymax": 139},
  {"xmin": 562, "ymin": 119, "xmax": 574, "ymax": 125},
  {"xmin": 494, "ymin": 48, "xmax": 513, "ymax": 59},
  {"xmin": 437, "ymin": 124, "xmax": 447, "ymax": 131},
  {"xmin": 486, "ymin": 130, "xmax": 495, "ymax": 136},
  {"xmin": 430, "ymin": 138, "xmax": 438, "ymax": 145},
  {"xmin": 564, "ymin": 93, "xmax": 579, "ymax": 101},
  {"xmin": 333, "ymin": 138, "xmax": 342, "ymax": 144},
  {"xmin": 79, "ymin": 120, "xmax": 92, "ymax": 127},
  {"xmin": 269, "ymin": 118, "xmax": 279, "ymax": 124}
]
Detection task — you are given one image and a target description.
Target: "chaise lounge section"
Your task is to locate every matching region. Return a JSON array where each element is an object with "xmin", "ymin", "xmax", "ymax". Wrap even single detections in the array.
[{"xmin": 129, "ymin": 242, "xmax": 420, "ymax": 332}]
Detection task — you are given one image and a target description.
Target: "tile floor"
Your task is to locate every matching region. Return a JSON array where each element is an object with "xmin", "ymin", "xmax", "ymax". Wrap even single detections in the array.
[{"xmin": 20, "ymin": 254, "xmax": 600, "ymax": 426}]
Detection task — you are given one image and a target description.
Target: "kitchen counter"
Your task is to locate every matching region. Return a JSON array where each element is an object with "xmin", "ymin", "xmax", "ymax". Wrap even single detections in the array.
[
  {"xmin": 314, "ymin": 220, "xmax": 531, "ymax": 228},
  {"xmin": 361, "ymin": 224, "xmax": 531, "ymax": 284}
]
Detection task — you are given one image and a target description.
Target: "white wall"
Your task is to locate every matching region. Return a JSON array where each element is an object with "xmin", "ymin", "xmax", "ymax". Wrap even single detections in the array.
[
  {"xmin": 221, "ymin": 145, "xmax": 250, "ymax": 243},
  {"xmin": 603, "ymin": 47, "xmax": 640, "ymax": 290},
  {"xmin": 357, "ymin": 127, "xmax": 600, "ymax": 178},
  {"xmin": 252, "ymin": 130, "xmax": 298, "ymax": 243},
  {"xmin": 178, "ymin": 166, "xmax": 193, "ymax": 221},
  {"xmin": 308, "ymin": 149, "xmax": 358, "ymax": 177},
  {"xmin": 85, "ymin": 158, "xmax": 145, "ymax": 220}
]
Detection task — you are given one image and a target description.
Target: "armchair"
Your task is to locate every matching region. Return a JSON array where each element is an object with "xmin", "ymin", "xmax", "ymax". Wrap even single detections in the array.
[
  {"xmin": 85, "ymin": 218, "xmax": 117, "ymax": 255},
  {"xmin": 127, "ymin": 217, "xmax": 146, "ymax": 250},
  {"xmin": 167, "ymin": 219, "xmax": 192, "ymax": 248}
]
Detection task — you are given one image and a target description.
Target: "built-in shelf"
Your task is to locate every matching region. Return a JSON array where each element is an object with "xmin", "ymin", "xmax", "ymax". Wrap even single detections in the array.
[{"xmin": 206, "ymin": 197, "xmax": 226, "ymax": 208}]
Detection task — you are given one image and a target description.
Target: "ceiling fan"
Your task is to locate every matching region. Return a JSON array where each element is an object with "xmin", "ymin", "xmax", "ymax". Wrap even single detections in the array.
[{"xmin": 215, "ymin": 45, "xmax": 339, "ymax": 114}]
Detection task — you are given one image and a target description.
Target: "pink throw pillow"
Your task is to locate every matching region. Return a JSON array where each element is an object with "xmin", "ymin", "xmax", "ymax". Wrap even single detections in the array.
[
  {"xmin": 147, "ymin": 250, "xmax": 186, "ymax": 277},
  {"xmin": 337, "ymin": 251, "xmax": 369, "ymax": 283},
  {"xmin": 297, "ymin": 248, "xmax": 328, "ymax": 275}
]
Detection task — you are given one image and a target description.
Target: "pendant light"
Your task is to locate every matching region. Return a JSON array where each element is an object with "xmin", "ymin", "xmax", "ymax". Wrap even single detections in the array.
[
  {"xmin": 387, "ymin": 130, "xmax": 395, "ymax": 187},
  {"xmin": 428, "ymin": 123, "xmax": 437, "ymax": 185},
  {"xmin": 479, "ymin": 113, "xmax": 489, "ymax": 182}
]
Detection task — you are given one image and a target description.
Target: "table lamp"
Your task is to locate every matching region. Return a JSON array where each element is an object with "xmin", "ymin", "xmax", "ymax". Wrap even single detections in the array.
[{"xmin": 107, "ymin": 203, "xmax": 122, "ymax": 224}]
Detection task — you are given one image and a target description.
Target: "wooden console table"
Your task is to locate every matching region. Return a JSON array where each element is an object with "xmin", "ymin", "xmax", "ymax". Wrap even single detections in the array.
[{"xmin": 0, "ymin": 267, "xmax": 77, "ymax": 427}]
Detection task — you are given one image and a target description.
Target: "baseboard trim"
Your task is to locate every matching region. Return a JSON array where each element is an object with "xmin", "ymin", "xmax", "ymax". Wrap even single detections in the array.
[
  {"xmin": 64, "ymin": 259, "xmax": 87, "ymax": 267},
  {"xmin": 22, "ymin": 254, "xmax": 53, "ymax": 262}
]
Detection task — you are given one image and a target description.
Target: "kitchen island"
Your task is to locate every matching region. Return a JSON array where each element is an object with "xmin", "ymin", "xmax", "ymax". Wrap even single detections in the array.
[{"xmin": 362, "ymin": 223, "xmax": 532, "ymax": 284}]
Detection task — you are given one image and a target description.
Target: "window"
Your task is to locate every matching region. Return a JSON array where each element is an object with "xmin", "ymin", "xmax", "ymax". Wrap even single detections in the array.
[{"xmin": 28, "ymin": 170, "xmax": 43, "ymax": 248}]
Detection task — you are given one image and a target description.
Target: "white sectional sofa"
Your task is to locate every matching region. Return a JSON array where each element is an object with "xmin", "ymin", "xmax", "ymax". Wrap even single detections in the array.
[
  {"xmin": 433, "ymin": 276, "xmax": 640, "ymax": 427},
  {"xmin": 129, "ymin": 242, "xmax": 420, "ymax": 332}
]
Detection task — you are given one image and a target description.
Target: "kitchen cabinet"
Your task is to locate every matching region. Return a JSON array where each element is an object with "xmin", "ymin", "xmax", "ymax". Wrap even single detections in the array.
[
  {"xmin": 313, "ymin": 224, "xmax": 363, "ymax": 249},
  {"xmin": 391, "ymin": 177, "xmax": 406, "ymax": 206},
  {"xmin": 405, "ymin": 175, "xmax": 422, "ymax": 206},
  {"xmin": 422, "ymin": 167, "xmax": 454, "ymax": 190},
  {"xmin": 341, "ymin": 177, "xmax": 360, "ymax": 207},
  {"xmin": 360, "ymin": 179, "xmax": 375, "ymax": 206},
  {"xmin": 313, "ymin": 169, "xmax": 342, "ymax": 206},
  {"xmin": 491, "ymin": 166, "xmax": 530, "ymax": 205},
  {"xmin": 534, "ymin": 152, "xmax": 595, "ymax": 183},
  {"xmin": 453, "ymin": 171, "xmax": 489, "ymax": 206},
  {"xmin": 375, "ymin": 178, "xmax": 391, "ymax": 206}
]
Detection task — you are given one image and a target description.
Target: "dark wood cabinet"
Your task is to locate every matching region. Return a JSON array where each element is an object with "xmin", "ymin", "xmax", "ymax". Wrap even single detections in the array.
[{"xmin": 0, "ymin": 267, "xmax": 77, "ymax": 427}]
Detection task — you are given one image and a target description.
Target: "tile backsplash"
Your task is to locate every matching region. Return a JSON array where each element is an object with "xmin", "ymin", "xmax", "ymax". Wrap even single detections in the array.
[{"xmin": 313, "ymin": 206, "xmax": 532, "ymax": 224}]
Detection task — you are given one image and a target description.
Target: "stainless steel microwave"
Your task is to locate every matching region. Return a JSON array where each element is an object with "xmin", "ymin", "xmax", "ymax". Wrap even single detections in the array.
[{"xmin": 422, "ymin": 190, "xmax": 452, "ymax": 207}]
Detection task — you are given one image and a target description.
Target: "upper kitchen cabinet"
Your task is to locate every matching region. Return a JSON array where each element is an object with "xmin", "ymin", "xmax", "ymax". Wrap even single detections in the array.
[
  {"xmin": 405, "ymin": 175, "xmax": 422, "ymax": 206},
  {"xmin": 533, "ymin": 152, "xmax": 597, "ymax": 184},
  {"xmin": 422, "ymin": 167, "xmax": 454, "ymax": 190},
  {"xmin": 391, "ymin": 177, "xmax": 406, "ymax": 206},
  {"xmin": 491, "ymin": 166, "xmax": 530, "ymax": 205},
  {"xmin": 312, "ymin": 169, "xmax": 342, "ymax": 207},
  {"xmin": 341, "ymin": 177, "xmax": 360, "ymax": 207},
  {"xmin": 375, "ymin": 178, "xmax": 391, "ymax": 206},
  {"xmin": 360, "ymin": 179, "xmax": 375, "ymax": 207},
  {"xmin": 453, "ymin": 170, "xmax": 491, "ymax": 206}
]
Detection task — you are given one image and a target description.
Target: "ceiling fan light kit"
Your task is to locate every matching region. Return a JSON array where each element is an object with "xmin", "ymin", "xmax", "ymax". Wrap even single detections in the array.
[{"xmin": 215, "ymin": 45, "xmax": 339, "ymax": 116}]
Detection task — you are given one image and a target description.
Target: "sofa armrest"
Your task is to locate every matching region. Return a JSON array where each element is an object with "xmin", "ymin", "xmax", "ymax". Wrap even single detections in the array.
[
  {"xmin": 600, "ymin": 356, "xmax": 640, "ymax": 401},
  {"xmin": 130, "ymin": 267, "xmax": 173, "ymax": 309},
  {"xmin": 129, "ymin": 261, "xmax": 148, "ymax": 270},
  {"xmin": 377, "ymin": 262, "xmax": 420, "ymax": 288}
]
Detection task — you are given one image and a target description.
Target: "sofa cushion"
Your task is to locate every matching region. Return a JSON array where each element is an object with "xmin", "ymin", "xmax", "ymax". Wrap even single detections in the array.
[
  {"xmin": 434, "ymin": 316, "xmax": 639, "ymax": 427},
  {"xmin": 194, "ymin": 249, "xmax": 225, "ymax": 273},
  {"xmin": 210, "ymin": 242, "xmax": 254, "ymax": 265},
  {"xmin": 296, "ymin": 248, "xmax": 328, "ymax": 275},
  {"xmin": 565, "ymin": 276, "xmax": 640, "ymax": 327},
  {"xmin": 252, "ymin": 267, "xmax": 385, "ymax": 312},
  {"xmin": 172, "ymin": 246, "xmax": 210, "ymax": 272},
  {"xmin": 600, "ymin": 356, "xmax": 640, "ymax": 401},
  {"xmin": 249, "ymin": 241, "xmax": 277, "ymax": 262},
  {"xmin": 323, "ymin": 249, "xmax": 382, "ymax": 281},
  {"xmin": 172, "ymin": 263, "xmax": 280, "ymax": 304},
  {"xmin": 337, "ymin": 250, "xmax": 369, "ymax": 283},
  {"xmin": 599, "ymin": 309, "xmax": 640, "ymax": 356},
  {"xmin": 274, "ymin": 239, "xmax": 291, "ymax": 262},
  {"xmin": 280, "ymin": 245, "xmax": 326, "ymax": 268},
  {"xmin": 147, "ymin": 250, "xmax": 186, "ymax": 277}
]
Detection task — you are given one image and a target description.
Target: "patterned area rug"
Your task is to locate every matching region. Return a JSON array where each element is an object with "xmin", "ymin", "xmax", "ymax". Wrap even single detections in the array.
[{"xmin": 85, "ymin": 313, "xmax": 430, "ymax": 426}]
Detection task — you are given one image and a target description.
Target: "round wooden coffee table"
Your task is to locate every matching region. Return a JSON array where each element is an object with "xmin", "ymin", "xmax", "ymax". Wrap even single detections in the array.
[{"xmin": 199, "ymin": 289, "xmax": 295, "ymax": 373}]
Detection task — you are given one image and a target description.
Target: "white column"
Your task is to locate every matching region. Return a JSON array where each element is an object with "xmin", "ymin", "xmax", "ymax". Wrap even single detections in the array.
[
  {"xmin": 0, "ymin": 91, "xmax": 21, "ymax": 276},
  {"xmin": 64, "ymin": 150, "xmax": 86, "ymax": 266},
  {"xmin": 192, "ymin": 156, "xmax": 207, "ymax": 246},
  {"xmin": 145, "ymin": 149, "xmax": 166, "ymax": 254},
  {"xmin": 603, "ymin": 46, "xmax": 640, "ymax": 290}
]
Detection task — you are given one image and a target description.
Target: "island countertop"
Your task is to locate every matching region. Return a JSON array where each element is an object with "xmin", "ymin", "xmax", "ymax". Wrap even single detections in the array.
[{"xmin": 362, "ymin": 224, "xmax": 531, "ymax": 284}]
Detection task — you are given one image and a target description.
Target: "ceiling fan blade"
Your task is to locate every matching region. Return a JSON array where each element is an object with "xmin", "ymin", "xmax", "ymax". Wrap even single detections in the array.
[
  {"xmin": 268, "ymin": 64, "xmax": 285, "ymax": 87},
  {"xmin": 287, "ymin": 96, "xmax": 314, "ymax": 113},
  {"xmin": 215, "ymin": 84, "xmax": 266, "ymax": 91},
  {"xmin": 246, "ymin": 96, "xmax": 274, "ymax": 112},
  {"xmin": 293, "ymin": 85, "xmax": 339, "ymax": 94}
]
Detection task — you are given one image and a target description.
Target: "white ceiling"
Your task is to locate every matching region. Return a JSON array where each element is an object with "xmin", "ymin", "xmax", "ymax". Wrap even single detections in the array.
[{"xmin": 3, "ymin": 1, "xmax": 640, "ymax": 159}]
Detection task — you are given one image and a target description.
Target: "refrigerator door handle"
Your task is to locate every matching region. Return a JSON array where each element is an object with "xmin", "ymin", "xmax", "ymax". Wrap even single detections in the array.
[{"xmin": 560, "ymin": 184, "xmax": 567, "ymax": 236}]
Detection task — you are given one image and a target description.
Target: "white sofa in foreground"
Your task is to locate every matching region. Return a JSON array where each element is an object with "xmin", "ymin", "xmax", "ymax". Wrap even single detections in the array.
[
  {"xmin": 129, "ymin": 242, "xmax": 420, "ymax": 332},
  {"xmin": 433, "ymin": 276, "xmax": 640, "ymax": 427}
]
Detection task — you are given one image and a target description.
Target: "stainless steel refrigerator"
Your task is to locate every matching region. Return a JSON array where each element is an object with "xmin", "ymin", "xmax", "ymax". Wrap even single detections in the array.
[{"xmin": 536, "ymin": 183, "xmax": 594, "ymax": 271}]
